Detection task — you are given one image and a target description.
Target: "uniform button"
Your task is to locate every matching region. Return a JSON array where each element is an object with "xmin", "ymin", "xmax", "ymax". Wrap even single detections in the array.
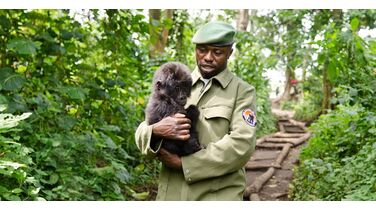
[
  {"xmin": 186, "ymin": 169, "xmax": 190, "ymax": 173},
  {"xmin": 188, "ymin": 177, "xmax": 192, "ymax": 182}
]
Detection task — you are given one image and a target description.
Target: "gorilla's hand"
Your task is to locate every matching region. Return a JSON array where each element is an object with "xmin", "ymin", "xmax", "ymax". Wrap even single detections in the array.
[{"xmin": 158, "ymin": 148, "xmax": 182, "ymax": 169}]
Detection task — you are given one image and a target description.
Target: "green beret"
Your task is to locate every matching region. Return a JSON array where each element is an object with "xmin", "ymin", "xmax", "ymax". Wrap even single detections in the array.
[{"xmin": 192, "ymin": 21, "xmax": 236, "ymax": 46}]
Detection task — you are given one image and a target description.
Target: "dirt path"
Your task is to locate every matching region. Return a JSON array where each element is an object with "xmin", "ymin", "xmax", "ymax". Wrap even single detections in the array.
[{"xmin": 243, "ymin": 106, "xmax": 311, "ymax": 201}]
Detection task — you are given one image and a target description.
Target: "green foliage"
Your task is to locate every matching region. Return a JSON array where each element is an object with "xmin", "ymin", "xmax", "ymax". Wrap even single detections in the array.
[
  {"xmin": 166, "ymin": 10, "xmax": 195, "ymax": 66},
  {"xmin": 292, "ymin": 93, "xmax": 321, "ymax": 122},
  {"xmin": 7, "ymin": 38, "xmax": 41, "ymax": 55},
  {"xmin": 289, "ymin": 10, "xmax": 376, "ymax": 201},
  {"xmin": 0, "ymin": 67, "xmax": 26, "ymax": 91},
  {"xmin": 347, "ymin": 9, "xmax": 376, "ymax": 29},
  {"xmin": 0, "ymin": 107, "xmax": 39, "ymax": 201},
  {"xmin": 232, "ymin": 31, "xmax": 277, "ymax": 137},
  {"xmin": 315, "ymin": 20, "xmax": 372, "ymax": 86},
  {"xmin": 281, "ymin": 76, "xmax": 322, "ymax": 122},
  {"xmin": 290, "ymin": 105, "xmax": 376, "ymax": 200},
  {"xmin": 280, "ymin": 101, "xmax": 295, "ymax": 110},
  {"xmin": 0, "ymin": 9, "xmax": 157, "ymax": 200}
]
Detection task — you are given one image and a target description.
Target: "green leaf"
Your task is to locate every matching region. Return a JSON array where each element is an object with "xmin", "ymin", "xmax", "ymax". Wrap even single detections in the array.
[
  {"xmin": 327, "ymin": 61, "xmax": 339, "ymax": 83},
  {"xmin": 0, "ymin": 67, "xmax": 26, "ymax": 91},
  {"xmin": 368, "ymin": 128, "xmax": 376, "ymax": 135},
  {"xmin": 132, "ymin": 191, "xmax": 149, "ymax": 200},
  {"xmin": 102, "ymin": 134, "xmax": 117, "ymax": 149},
  {"xmin": 30, "ymin": 187, "xmax": 40, "ymax": 195},
  {"xmin": 16, "ymin": 65, "xmax": 27, "ymax": 73},
  {"xmin": 135, "ymin": 163, "xmax": 145, "ymax": 172},
  {"xmin": 4, "ymin": 194, "xmax": 21, "ymax": 201},
  {"xmin": 11, "ymin": 188, "xmax": 23, "ymax": 194},
  {"xmin": 51, "ymin": 139, "xmax": 62, "ymax": 147},
  {"xmin": 7, "ymin": 38, "xmax": 41, "ymax": 55},
  {"xmin": 115, "ymin": 168, "xmax": 131, "ymax": 183},
  {"xmin": 163, "ymin": 18, "xmax": 173, "ymax": 29},
  {"xmin": 68, "ymin": 107, "xmax": 78, "ymax": 115},
  {"xmin": 0, "ymin": 161, "xmax": 27, "ymax": 169},
  {"xmin": 0, "ymin": 15, "xmax": 11, "ymax": 29},
  {"xmin": 57, "ymin": 116, "xmax": 76, "ymax": 130},
  {"xmin": 92, "ymin": 166, "xmax": 114, "ymax": 177},
  {"xmin": 98, "ymin": 124, "xmax": 120, "ymax": 132},
  {"xmin": 49, "ymin": 173, "xmax": 59, "ymax": 185},
  {"xmin": 0, "ymin": 185, "xmax": 9, "ymax": 193},
  {"xmin": 350, "ymin": 18, "xmax": 360, "ymax": 31},
  {"xmin": 150, "ymin": 19, "xmax": 160, "ymax": 27},
  {"xmin": 317, "ymin": 53, "xmax": 326, "ymax": 64},
  {"xmin": 63, "ymin": 87, "xmax": 86, "ymax": 101},
  {"xmin": 0, "ymin": 104, "xmax": 6, "ymax": 112},
  {"xmin": 61, "ymin": 30, "xmax": 74, "ymax": 40}
]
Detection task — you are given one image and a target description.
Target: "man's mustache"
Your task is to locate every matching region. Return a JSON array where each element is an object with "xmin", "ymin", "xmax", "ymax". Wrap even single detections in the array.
[{"xmin": 200, "ymin": 63, "xmax": 215, "ymax": 68}]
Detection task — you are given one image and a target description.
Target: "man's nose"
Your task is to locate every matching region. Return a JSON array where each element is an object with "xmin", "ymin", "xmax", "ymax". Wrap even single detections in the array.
[{"xmin": 204, "ymin": 51, "xmax": 214, "ymax": 62}]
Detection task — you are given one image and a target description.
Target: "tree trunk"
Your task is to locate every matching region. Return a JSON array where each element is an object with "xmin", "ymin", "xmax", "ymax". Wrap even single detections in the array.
[
  {"xmin": 236, "ymin": 9, "xmax": 249, "ymax": 31},
  {"xmin": 149, "ymin": 9, "xmax": 173, "ymax": 58},
  {"xmin": 149, "ymin": 9, "xmax": 161, "ymax": 58},
  {"xmin": 172, "ymin": 10, "xmax": 188, "ymax": 63},
  {"xmin": 249, "ymin": 10, "xmax": 257, "ymax": 33},
  {"xmin": 280, "ymin": 65, "xmax": 293, "ymax": 101},
  {"xmin": 320, "ymin": 9, "xmax": 343, "ymax": 113},
  {"xmin": 321, "ymin": 59, "xmax": 331, "ymax": 114},
  {"xmin": 300, "ymin": 49, "xmax": 310, "ymax": 99},
  {"xmin": 161, "ymin": 9, "xmax": 173, "ymax": 48},
  {"xmin": 277, "ymin": 20, "xmax": 297, "ymax": 103},
  {"xmin": 331, "ymin": 9, "xmax": 343, "ymax": 27}
]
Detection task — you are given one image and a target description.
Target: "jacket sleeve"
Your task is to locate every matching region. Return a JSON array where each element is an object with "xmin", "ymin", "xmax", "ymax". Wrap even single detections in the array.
[
  {"xmin": 181, "ymin": 85, "xmax": 257, "ymax": 184},
  {"xmin": 135, "ymin": 121, "xmax": 162, "ymax": 158}
]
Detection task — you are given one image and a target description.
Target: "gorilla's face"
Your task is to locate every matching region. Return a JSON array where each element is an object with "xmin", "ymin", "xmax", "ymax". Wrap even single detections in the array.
[
  {"xmin": 154, "ymin": 62, "xmax": 193, "ymax": 107},
  {"xmin": 159, "ymin": 79, "xmax": 191, "ymax": 106}
]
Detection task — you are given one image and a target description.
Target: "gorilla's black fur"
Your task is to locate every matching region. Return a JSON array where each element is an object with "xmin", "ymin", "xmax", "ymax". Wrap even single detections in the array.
[{"xmin": 146, "ymin": 62, "xmax": 201, "ymax": 156}]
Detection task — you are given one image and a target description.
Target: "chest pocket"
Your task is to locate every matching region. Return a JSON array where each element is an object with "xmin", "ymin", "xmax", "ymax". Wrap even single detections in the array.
[
  {"xmin": 200, "ymin": 105, "xmax": 232, "ymax": 142},
  {"xmin": 203, "ymin": 106, "xmax": 232, "ymax": 120}
]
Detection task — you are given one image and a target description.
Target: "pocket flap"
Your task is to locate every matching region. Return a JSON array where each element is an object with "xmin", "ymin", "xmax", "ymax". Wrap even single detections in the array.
[{"xmin": 203, "ymin": 106, "xmax": 232, "ymax": 121}]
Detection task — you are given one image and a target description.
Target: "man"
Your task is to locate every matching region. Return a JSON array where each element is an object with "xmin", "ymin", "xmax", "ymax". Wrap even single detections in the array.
[{"xmin": 135, "ymin": 21, "xmax": 257, "ymax": 200}]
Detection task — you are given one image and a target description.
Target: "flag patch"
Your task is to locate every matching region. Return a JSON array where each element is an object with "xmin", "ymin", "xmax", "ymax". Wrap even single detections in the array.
[{"xmin": 242, "ymin": 108, "xmax": 257, "ymax": 127}]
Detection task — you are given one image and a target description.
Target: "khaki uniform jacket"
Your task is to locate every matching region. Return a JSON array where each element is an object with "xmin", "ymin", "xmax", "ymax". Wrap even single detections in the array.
[{"xmin": 135, "ymin": 67, "xmax": 257, "ymax": 200}]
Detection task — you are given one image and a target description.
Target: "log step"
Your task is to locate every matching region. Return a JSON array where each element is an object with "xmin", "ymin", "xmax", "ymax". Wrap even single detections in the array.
[{"xmin": 244, "ymin": 167, "xmax": 276, "ymax": 198}]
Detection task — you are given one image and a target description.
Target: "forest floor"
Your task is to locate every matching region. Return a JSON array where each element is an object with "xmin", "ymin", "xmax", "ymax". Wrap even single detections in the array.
[{"xmin": 243, "ymin": 100, "xmax": 310, "ymax": 201}]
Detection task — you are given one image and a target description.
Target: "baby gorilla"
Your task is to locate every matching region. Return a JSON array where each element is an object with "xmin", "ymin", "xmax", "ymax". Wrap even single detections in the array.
[{"xmin": 146, "ymin": 62, "xmax": 201, "ymax": 156}]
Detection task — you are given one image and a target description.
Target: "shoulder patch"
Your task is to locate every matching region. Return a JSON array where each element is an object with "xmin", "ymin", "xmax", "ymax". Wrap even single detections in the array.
[{"xmin": 242, "ymin": 108, "xmax": 257, "ymax": 127}]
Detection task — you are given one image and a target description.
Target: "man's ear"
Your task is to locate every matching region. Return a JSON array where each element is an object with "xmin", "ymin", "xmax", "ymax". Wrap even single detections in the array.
[{"xmin": 227, "ymin": 48, "xmax": 234, "ymax": 59}]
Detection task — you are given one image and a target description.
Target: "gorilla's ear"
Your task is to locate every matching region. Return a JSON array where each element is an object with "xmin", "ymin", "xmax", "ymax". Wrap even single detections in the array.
[{"xmin": 156, "ymin": 81, "xmax": 162, "ymax": 90}]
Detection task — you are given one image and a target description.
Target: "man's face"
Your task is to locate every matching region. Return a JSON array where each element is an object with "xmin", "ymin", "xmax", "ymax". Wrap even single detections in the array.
[{"xmin": 195, "ymin": 44, "xmax": 233, "ymax": 79}]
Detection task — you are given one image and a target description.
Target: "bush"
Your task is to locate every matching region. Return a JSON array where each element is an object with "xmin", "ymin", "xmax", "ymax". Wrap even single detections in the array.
[
  {"xmin": 292, "ymin": 91, "xmax": 322, "ymax": 122},
  {"xmin": 0, "ymin": 9, "xmax": 158, "ymax": 200},
  {"xmin": 0, "ymin": 105, "xmax": 40, "ymax": 200},
  {"xmin": 290, "ymin": 104, "xmax": 376, "ymax": 200}
]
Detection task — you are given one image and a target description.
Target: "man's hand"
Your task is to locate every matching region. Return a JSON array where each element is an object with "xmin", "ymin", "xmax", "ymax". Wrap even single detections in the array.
[
  {"xmin": 152, "ymin": 113, "xmax": 191, "ymax": 141},
  {"xmin": 158, "ymin": 148, "xmax": 182, "ymax": 169}
]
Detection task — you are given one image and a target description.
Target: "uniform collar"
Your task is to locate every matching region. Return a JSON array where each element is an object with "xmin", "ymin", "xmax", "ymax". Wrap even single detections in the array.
[{"xmin": 192, "ymin": 67, "xmax": 233, "ymax": 89}]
